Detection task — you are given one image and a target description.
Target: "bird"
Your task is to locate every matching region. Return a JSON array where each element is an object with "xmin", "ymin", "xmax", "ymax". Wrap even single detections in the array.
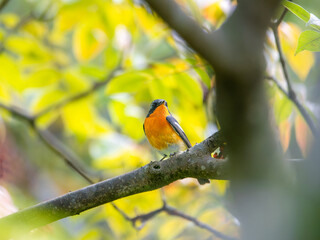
[{"xmin": 143, "ymin": 99, "xmax": 210, "ymax": 185}]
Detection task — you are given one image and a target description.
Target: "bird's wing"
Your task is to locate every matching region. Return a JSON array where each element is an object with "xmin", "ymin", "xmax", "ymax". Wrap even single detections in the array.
[
  {"xmin": 143, "ymin": 122, "xmax": 145, "ymax": 134},
  {"xmin": 166, "ymin": 115, "xmax": 192, "ymax": 148}
]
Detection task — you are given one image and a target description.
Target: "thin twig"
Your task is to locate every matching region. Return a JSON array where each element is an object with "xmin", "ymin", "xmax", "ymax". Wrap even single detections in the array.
[
  {"xmin": 266, "ymin": 76, "xmax": 318, "ymax": 135},
  {"xmin": 34, "ymin": 127, "xmax": 96, "ymax": 184},
  {"xmin": 111, "ymin": 196, "xmax": 236, "ymax": 240},
  {"xmin": 271, "ymin": 25, "xmax": 295, "ymax": 98},
  {"xmin": 0, "ymin": 1, "xmax": 56, "ymax": 54},
  {"xmin": 0, "ymin": 0, "xmax": 10, "ymax": 12},
  {"xmin": 272, "ymin": 6, "xmax": 289, "ymax": 27},
  {"xmin": 164, "ymin": 205, "xmax": 237, "ymax": 240},
  {"xmin": 2, "ymin": 67, "xmax": 226, "ymax": 237},
  {"xmin": 0, "ymin": 103, "xmax": 96, "ymax": 183},
  {"xmin": 0, "ymin": 65, "xmax": 121, "ymax": 182},
  {"xmin": 270, "ymin": 1, "xmax": 319, "ymax": 137},
  {"xmin": 34, "ymin": 67, "xmax": 121, "ymax": 118}
]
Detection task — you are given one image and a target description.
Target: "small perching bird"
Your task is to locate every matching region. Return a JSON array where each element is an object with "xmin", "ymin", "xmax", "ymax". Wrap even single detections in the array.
[{"xmin": 143, "ymin": 99, "xmax": 210, "ymax": 185}]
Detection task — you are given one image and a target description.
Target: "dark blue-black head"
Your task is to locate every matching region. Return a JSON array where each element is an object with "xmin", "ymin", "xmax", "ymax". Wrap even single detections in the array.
[{"xmin": 146, "ymin": 99, "xmax": 168, "ymax": 117}]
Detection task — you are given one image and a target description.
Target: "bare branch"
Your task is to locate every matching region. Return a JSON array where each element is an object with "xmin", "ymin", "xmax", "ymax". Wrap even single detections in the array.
[
  {"xmin": 33, "ymin": 66, "xmax": 121, "ymax": 118},
  {"xmin": 268, "ymin": 24, "xmax": 319, "ymax": 136},
  {"xmin": 0, "ymin": 0, "xmax": 10, "ymax": 12},
  {"xmin": 0, "ymin": 104, "xmax": 97, "ymax": 182},
  {"xmin": 272, "ymin": 6, "xmax": 289, "ymax": 27},
  {"xmin": 113, "ymin": 197, "xmax": 237, "ymax": 240},
  {"xmin": 271, "ymin": 25, "xmax": 295, "ymax": 98},
  {"xmin": 0, "ymin": 131, "xmax": 228, "ymax": 239},
  {"xmin": 0, "ymin": 91, "xmax": 230, "ymax": 239},
  {"xmin": 164, "ymin": 205, "xmax": 236, "ymax": 240},
  {"xmin": 0, "ymin": 66, "xmax": 122, "ymax": 182},
  {"xmin": 144, "ymin": 0, "xmax": 220, "ymax": 67},
  {"xmin": 34, "ymin": 127, "xmax": 97, "ymax": 184}
]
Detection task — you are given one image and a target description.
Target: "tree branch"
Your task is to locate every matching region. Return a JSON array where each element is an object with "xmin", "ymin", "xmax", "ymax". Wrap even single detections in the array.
[
  {"xmin": 114, "ymin": 198, "xmax": 237, "ymax": 240},
  {"xmin": 164, "ymin": 205, "xmax": 236, "ymax": 240},
  {"xmin": 271, "ymin": 24, "xmax": 294, "ymax": 97},
  {"xmin": 0, "ymin": 131, "xmax": 228, "ymax": 239},
  {"xmin": 33, "ymin": 66, "xmax": 121, "ymax": 118},
  {"xmin": 0, "ymin": 0, "xmax": 10, "ymax": 12},
  {"xmin": 0, "ymin": 63, "xmax": 230, "ymax": 238},
  {"xmin": 0, "ymin": 103, "xmax": 99, "ymax": 183},
  {"xmin": 144, "ymin": 0, "xmax": 221, "ymax": 67},
  {"xmin": 0, "ymin": 66, "xmax": 122, "ymax": 182},
  {"xmin": 270, "ymin": 9, "xmax": 319, "ymax": 136},
  {"xmin": 266, "ymin": 75, "xmax": 318, "ymax": 134}
]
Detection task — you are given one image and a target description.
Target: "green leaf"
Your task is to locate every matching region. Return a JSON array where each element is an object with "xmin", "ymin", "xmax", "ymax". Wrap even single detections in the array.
[
  {"xmin": 176, "ymin": 72, "xmax": 203, "ymax": 106},
  {"xmin": 282, "ymin": 0, "xmax": 310, "ymax": 23},
  {"xmin": 307, "ymin": 13, "xmax": 320, "ymax": 32},
  {"xmin": 296, "ymin": 30, "xmax": 320, "ymax": 54},
  {"xmin": 194, "ymin": 67, "xmax": 211, "ymax": 88},
  {"xmin": 106, "ymin": 70, "xmax": 153, "ymax": 94},
  {"xmin": 274, "ymin": 93, "xmax": 293, "ymax": 124}
]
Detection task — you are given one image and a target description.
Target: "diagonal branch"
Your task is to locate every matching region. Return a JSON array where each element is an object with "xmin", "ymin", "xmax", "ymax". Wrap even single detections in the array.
[
  {"xmin": 0, "ymin": 85, "xmax": 230, "ymax": 239},
  {"xmin": 271, "ymin": 24, "xmax": 295, "ymax": 98},
  {"xmin": 144, "ymin": 0, "xmax": 221, "ymax": 67},
  {"xmin": 0, "ymin": 0, "xmax": 10, "ymax": 12},
  {"xmin": 0, "ymin": 66, "xmax": 121, "ymax": 182},
  {"xmin": 0, "ymin": 131, "xmax": 228, "ymax": 239},
  {"xmin": 164, "ymin": 205, "xmax": 236, "ymax": 240},
  {"xmin": 0, "ymin": 103, "xmax": 98, "ymax": 183},
  {"xmin": 270, "ymin": 7, "xmax": 319, "ymax": 136},
  {"xmin": 112, "ymin": 197, "xmax": 237, "ymax": 240},
  {"xmin": 34, "ymin": 66, "xmax": 121, "ymax": 118},
  {"xmin": 266, "ymin": 75, "xmax": 318, "ymax": 134}
]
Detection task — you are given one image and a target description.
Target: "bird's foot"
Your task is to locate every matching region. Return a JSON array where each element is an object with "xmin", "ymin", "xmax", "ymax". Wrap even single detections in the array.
[
  {"xmin": 169, "ymin": 152, "xmax": 177, "ymax": 157},
  {"xmin": 159, "ymin": 155, "xmax": 167, "ymax": 161}
]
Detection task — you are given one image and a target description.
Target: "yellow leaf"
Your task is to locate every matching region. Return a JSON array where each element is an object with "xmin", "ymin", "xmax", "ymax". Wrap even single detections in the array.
[
  {"xmin": 212, "ymin": 180, "xmax": 229, "ymax": 195},
  {"xmin": 0, "ymin": 54, "xmax": 22, "ymax": 92},
  {"xmin": 63, "ymin": 69, "xmax": 90, "ymax": 94},
  {"xmin": 102, "ymin": 204, "xmax": 135, "ymax": 239},
  {"xmin": 22, "ymin": 21, "xmax": 48, "ymax": 38},
  {"xmin": 0, "ymin": 13, "xmax": 19, "ymax": 28},
  {"xmin": 79, "ymin": 229, "xmax": 99, "ymax": 240},
  {"xmin": 114, "ymin": 190, "xmax": 161, "ymax": 215},
  {"xmin": 36, "ymin": 111, "xmax": 59, "ymax": 129},
  {"xmin": 106, "ymin": 70, "xmax": 153, "ymax": 95},
  {"xmin": 5, "ymin": 36, "xmax": 52, "ymax": 64},
  {"xmin": 108, "ymin": 99, "xmax": 145, "ymax": 140},
  {"xmin": 158, "ymin": 218, "xmax": 186, "ymax": 240},
  {"xmin": 0, "ymin": 84, "xmax": 11, "ymax": 103},
  {"xmin": 55, "ymin": 1, "xmax": 91, "ymax": 33},
  {"xmin": 32, "ymin": 87, "xmax": 66, "ymax": 113},
  {"xmin": 203, "ymin": 0, "xmax": 226, "ymax": 27},
  {"xmin": 199, "ymin": 207, "xmax": 239, "ymax": 238},
  {"xmin": 279, "ymin": 119, "xmax": 291, "ymax": 152},
  {"xmin": 73, "ymin": 23, "xmax": 107, "ymax": 62},
  {"xmin": 135, "ymin": 7, "xmax": 166, "ymax": 38},
  {"xmin": 26, "ymin": 68, "xmax": 61, "ymax": 89},
  {"xmin": 62, "ymin": 99, "xmax": 110, "ymax": 137},
  {"xmin": 279, "ymin": 22, "xmax": 315, "ymax": 80},
  {"xmin": 94, "ymin": 144, "xmax": 151, "ymax": 174},
  {"xmin": 152, "ymin": 62, "xmax": 175, "ymax": 76},
  {"xmin": 295, "ymin": 114, "xmax": 312, "ymax": 157}
]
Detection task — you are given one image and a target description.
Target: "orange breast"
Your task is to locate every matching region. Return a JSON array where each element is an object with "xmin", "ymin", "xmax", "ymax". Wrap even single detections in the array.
[{"xmin": 144, "ymin": 105, "xmax": 183, "ymax": 150}]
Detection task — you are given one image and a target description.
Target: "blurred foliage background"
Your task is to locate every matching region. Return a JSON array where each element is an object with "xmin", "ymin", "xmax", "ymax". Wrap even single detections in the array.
[{"xmin": 0, "ymin": 0, "xmax": 319, "ymax": 239}]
